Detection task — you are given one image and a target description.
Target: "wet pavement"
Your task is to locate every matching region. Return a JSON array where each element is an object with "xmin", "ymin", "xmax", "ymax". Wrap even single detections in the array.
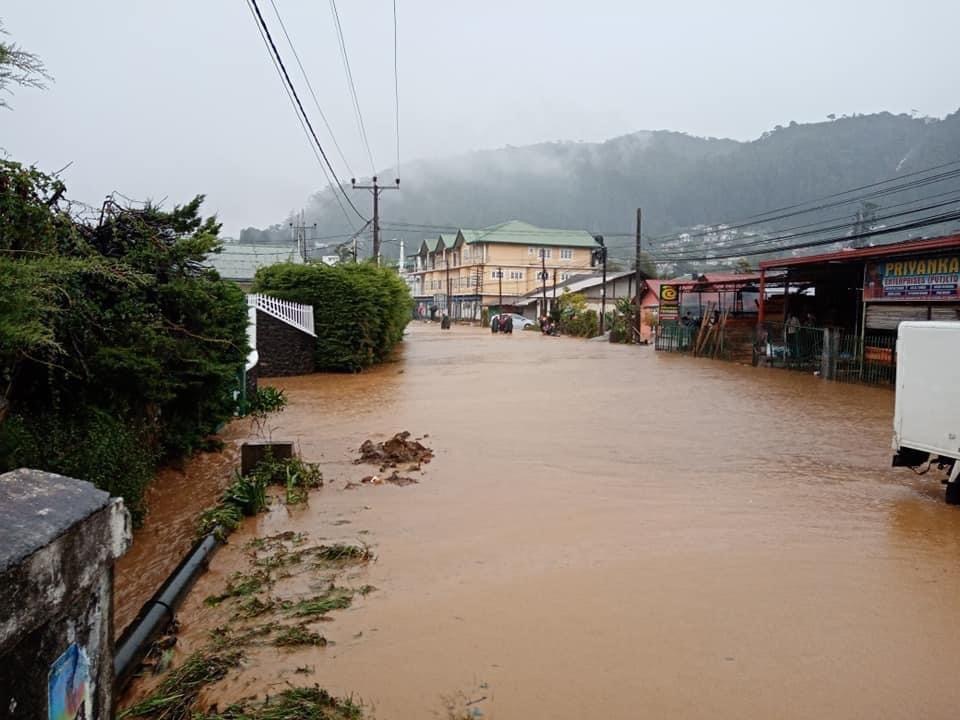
[{"xmin": 117, "ymin": 323, "xmax": 960, "ymax": 718}]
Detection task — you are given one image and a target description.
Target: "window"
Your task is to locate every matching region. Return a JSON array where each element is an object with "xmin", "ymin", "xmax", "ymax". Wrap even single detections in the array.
[
  {"xmin": 560, "ymin": 248, "xmax": 573, "ymax": 260},
  {"xmin": 528, "ymin": 247, "xmax": 536, "ymax": 256},
  {"xmin": 492, "ymin": 270, "xmax": 503, "ymax": 279},
  {"xmin": 560, "ymin": 273, "xmax": 572, "ymax": 281},
  {"xmin": 537, "ymin": 247, "xmax": 552, "ymax": 259},
  {"xmin": 510, "ymin": 270, "xmax": 524, "ymax": 280}
]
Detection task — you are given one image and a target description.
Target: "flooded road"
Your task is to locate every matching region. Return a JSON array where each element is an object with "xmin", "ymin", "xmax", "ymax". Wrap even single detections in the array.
[
  {"xmin": 124, "ymin": 323, "xmax": 960, "ymax": 718},
  {"xmin": 114, "ymin": 427, "xmax": 244, "ymax": 633}
]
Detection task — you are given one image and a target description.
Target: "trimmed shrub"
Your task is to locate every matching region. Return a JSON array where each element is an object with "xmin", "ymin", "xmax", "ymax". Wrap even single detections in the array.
[{"xmin": 253, "ymin": 262, "xmax": 413, "ymax": 372}]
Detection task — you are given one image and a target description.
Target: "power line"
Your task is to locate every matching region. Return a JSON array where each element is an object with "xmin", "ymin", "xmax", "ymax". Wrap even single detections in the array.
[
  {"xmin": 657, "ymin": 191, "xmax": 960, "ymax": 260},
  {"xmin": 245, "ymin": 0, "xmax": 355, "ymax": 230},
  {"xmin": 329, "ymin": 0, "xmax": 377, "ymax": 175},
  {"xmin": 652, "ymin": 209, "xmax": 960, "ymax": 263},
  {"xmin": 650, "ymin": 161, "xmax": 960, "ymax": 245},
  {"xmin": 246, "ymin": 0, "xmax": 367, "ymax": 223},
  {"xmin": 267, "ymin": 0, "xmax": 355, "ymax": 179},
  {"xmin": 392, "ymin": 0, "xmax": 400, "ymax": 179}
]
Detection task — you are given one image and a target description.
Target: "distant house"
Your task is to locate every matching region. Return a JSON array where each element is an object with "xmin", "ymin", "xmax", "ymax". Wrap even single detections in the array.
[
  {"xmin": 409, "ymin": 220, "xmax": 597, "ymax": 320},
  {"xmin": 206, "ymin": 244, "xmax": 304, "ymax": 286}
]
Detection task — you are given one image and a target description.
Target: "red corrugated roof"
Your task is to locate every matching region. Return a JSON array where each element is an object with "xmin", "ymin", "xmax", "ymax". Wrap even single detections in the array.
[{"xmin": 759, "ymin": 234, "xmax": 960, "ymax": 270}]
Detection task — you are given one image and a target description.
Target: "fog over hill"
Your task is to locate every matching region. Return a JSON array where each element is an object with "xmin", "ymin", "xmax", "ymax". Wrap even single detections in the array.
[{"xmin": 238, "ymin": 110, "xmax": 960, "ymax": 271}]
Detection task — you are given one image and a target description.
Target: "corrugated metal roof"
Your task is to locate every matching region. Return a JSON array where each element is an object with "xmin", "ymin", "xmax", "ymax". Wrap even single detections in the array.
[
  {"xmin": 521, "ymin": 270, "xmax": 635, "ymax": 298},
  {"xmin": 759, "ymin": 233, "xmax": 960, "ymax": 270},
  {"xmin": 206, "ymin": 244, "xmax": 303, "ymax": 281}
]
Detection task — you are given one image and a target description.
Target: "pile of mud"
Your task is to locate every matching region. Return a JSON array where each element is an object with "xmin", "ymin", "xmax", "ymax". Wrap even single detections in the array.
[{"xmin": 356, "ymin": 431, "xmax": 433, "ymax": 470}]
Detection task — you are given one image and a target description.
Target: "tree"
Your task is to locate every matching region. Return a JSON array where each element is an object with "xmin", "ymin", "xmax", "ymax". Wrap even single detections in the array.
[
  {"xmin": 0, "ymin": 21, "xmax": 50, "ymax": 108},
  {"xmin": 0, "ymin": 160, "xmax": 248, "ymax": 521}
]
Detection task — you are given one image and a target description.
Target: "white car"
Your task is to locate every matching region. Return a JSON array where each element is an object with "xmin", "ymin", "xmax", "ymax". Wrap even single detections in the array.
[{"xmin": 491, "ymin": 313, "xmax": 537, "ymax": 330}]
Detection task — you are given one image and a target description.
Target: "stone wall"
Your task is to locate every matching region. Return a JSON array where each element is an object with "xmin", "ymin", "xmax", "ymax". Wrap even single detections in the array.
[
  {"xmin": 0, "ymin": 469, "xmax": 130, "ymax": 719},
  {"xmin": 255, "ymin": 309, "xmax": 315, "ymax": 377}
]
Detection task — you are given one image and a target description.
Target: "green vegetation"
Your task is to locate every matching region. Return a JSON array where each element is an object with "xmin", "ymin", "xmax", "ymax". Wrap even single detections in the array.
[
  {"xmin": 553, "ymin": 291, "xmax": 599, "ymax": 338},
  {"xmin": 0, "ymin": 20, "xmax": 50, "ymax": 109},
  {"xmin": 253, "ymin": 261, "xmax": 413, "ymax": 372},
  {"xmin": 273, "ymin": 624, "xmax": 327, "ymax": 648},
  {"xmin": 283, "ymin": 587, "xmax": 356, "ymax": 618},
  {"xmin": 200, "ymin": 687, "xmax": 364, "ymax": 720},
  {"xmin": 312, "ymin": 543, "xmax": 373, "ymax": 564},
  {"xmin": 118, "ymin": 650, "xmax": 242, "ymax": 720},
  {"xmin": 607, "ymin": 297, "xmax": 638, "ymax": 344},
  {"xmin": 0, "ymin": 161, "xmax": 248, "ymax": 523},
  {"xmin": 205, "ymin": 569, "xmax": 272, "ymax": 606},
  {"xmin": 197, "ymin": 455, "xmax": 322, "ymax": 538}
]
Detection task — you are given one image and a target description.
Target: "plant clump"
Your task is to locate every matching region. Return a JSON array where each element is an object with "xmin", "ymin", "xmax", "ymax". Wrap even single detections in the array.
[
  {"xmin": 198, "ymin": 687, "xmax": 364, "ymax": 720},
  {"xmin": 196, "ymin": 456, "xmax": 322, "ymax": 538},
  {"xmin": 273, "ymin": 623, "xmax": 328, "ymax": 648},
  {"xmin": 118, "ymin": 650, "xmax": 242, "ymax": 720}
]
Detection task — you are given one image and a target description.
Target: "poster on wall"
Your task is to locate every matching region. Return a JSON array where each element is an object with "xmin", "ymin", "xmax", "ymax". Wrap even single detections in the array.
[
  {"xmin": 659, "ymin": 284, "xmax": 680, "ymax": 321},
  {"xmin": 865, "ymin": 255, "xmax": 960, "ymax": 300},
  {"xmin": 48, "ymin": 643, "xmax": 90, "ymax": 720}
]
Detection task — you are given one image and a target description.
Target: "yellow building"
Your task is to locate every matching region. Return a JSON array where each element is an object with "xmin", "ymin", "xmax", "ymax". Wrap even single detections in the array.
[{"xmin": 410, "ymin": 220, "xmax": 598, "ymax": 320}]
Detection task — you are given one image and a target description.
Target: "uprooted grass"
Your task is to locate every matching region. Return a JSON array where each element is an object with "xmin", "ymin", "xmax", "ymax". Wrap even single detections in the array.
[
  {"xmin": 199, "ymin": 686, "xmax": 364, "ymax": 719},
  {"xmin": 234, "ymin": 595, "xmax": 276, "ymax": 620},
  {"xmin": 119, "ymin": 650, "xmax": 242, "ymax": 720},
  {"xmin": 312, "ymin": 543, "xmax": 373, "ymax": 565},
  {"xmin": 208, "ymin": 623, "xmax": 278, "ymax": 651},
  {"xmin": 282, "ymin": 586, "xmax": 356, "ymax": 618},
  {"xmin": 205, "ymin": 569, "xmax": 273, "ymax": 606},
  {"xmin": 273, "ymin": 623, "xmax": 328, "ymax": 648}
]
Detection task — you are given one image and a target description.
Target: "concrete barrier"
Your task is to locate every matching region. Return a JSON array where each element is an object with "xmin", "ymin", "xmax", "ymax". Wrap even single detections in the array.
[{"xmin": 0, "ymin": 469, "xmax": 130, "ymax": 719}]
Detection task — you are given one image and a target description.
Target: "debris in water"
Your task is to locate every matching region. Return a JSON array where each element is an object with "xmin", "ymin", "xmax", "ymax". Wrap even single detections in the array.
[
  {"xmin": 355, "ymin": 431, "xmax": 433, "ymax": 469},
  {"xmin": 360, "ymin": 471, "xmax": 419, "ymax": 487}
]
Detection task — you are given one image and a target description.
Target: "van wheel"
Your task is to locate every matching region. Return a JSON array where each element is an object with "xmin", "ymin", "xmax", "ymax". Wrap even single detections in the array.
[{"xmin": 945, "ymin": 482, "xmax": 960, "ymax": 505}]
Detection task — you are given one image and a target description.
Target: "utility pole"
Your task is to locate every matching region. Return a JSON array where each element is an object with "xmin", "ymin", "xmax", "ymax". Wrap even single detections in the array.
[
  {"xmin": 552, "ymin": 268, "xmax": 557, "ymax": 313},
  {"xmin": 289, "ymin": 213, "xmax": 316, "ymax": 262},
  {"xmin": 445, "ymin": 255, "xmax": 451, "ymax": 317},
  {"xmin": 351, "ymin": 175, "xmax": 399, "ymax": 264},
  {"xmin": 635, "ymin": 207, "xmax": 643, "ymax": 339},
  {"xmin": 539, "ymin": 251, "xmax": 548, "ymax": 320},
  {"xmin": 497, "ymin": 266, "xmax": 503, "ymax": 316},
  {"xmin": 594, "ymin": 235, "xmax": 608, "ymax": 335}
]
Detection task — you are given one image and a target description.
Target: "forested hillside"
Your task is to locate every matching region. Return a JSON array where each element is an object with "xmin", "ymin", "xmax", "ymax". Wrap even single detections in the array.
[{"xmin": 240, "ymin": 110, "xmax": 960, "ymax": 269}]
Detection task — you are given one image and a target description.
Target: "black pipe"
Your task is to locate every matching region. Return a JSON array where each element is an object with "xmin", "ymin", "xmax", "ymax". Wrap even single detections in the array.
[{"xmin": 114, "ymin": 531, "xmax": 221, "ymax": 690}]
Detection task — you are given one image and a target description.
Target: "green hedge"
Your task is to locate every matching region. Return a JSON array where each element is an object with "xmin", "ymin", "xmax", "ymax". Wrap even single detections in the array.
[{"xmin": 253, "ymin": 262, "xmax": 413, "ymax": 372}]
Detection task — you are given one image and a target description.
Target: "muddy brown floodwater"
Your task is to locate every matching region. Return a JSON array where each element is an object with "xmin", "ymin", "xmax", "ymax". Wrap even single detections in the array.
[{"xmin": 118, "ymin": 323, "xmax": 960, "ymax": 719}]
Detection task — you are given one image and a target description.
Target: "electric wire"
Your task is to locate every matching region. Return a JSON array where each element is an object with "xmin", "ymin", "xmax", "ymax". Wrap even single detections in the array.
[
  {"xmin": 245, "ymin": 0, "xmax": 356, "ymax": 230},
  {"xmin": 329, "ymin": 0, "xmax": 377, "ymax": 175},
  {"xmin": 246, "ymin": 0, "xmax": 366, "ymax": 224},
  {"xmin": 652, "ymin": 209, "xmax": 960, "ymax": 263},
  {"xmin": 656, "ymin": 192, "xmax": 960, "ymax": 260},
  {"xmin": 392, "ymin": 0, "xmax": 400, "ymax": 179},
  {"xmin": 267, "ymin": 0, "xmax": 355, "ymax": 179}
]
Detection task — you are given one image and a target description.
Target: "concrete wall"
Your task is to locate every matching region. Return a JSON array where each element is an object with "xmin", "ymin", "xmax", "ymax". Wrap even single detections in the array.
[
  {"xmin": 0, "ymin": 469, "xmax": 130, "ymax": 719},
  {"xmin": 255, "ymin": 309, "xmax": 315, "ymax": 377}
]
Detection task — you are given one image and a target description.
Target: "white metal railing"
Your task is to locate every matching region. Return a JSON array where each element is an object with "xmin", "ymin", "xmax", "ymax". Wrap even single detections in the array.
[{"xmin": 247, "ymin": 293, "xmax": 316, "ymax": 337}]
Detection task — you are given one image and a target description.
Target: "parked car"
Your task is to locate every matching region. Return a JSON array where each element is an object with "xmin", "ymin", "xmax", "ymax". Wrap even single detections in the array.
[{"xmin": 492, "ymin": 313, "xmax": 536, "ymax": 331}]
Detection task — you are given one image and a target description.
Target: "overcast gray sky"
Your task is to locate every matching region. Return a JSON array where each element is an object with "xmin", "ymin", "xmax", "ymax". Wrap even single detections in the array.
[{"xmin": 2, "ymin": 0, "xmax": 957, "ymax": 236}]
